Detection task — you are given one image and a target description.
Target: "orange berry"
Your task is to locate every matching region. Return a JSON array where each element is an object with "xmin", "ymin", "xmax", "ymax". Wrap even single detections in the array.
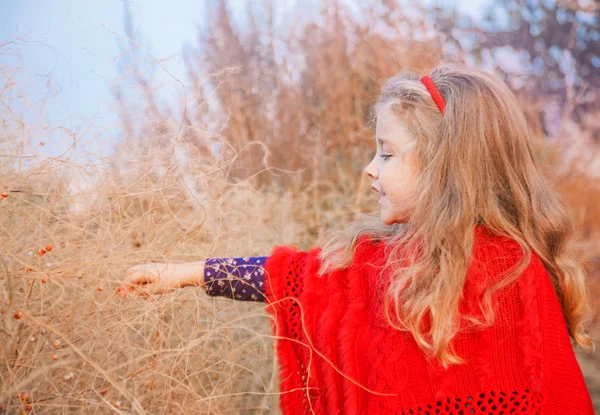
[
  {"xmin": 100, "ymin": 388, "xmax": 108, "ymax": 395},
  {"xmin": 45, "ymin": 245, "xmax": 53, "ymax": 252},
  {"xmin": 115, "ymin": 286, "xmax": 127, "ymax": 298},
  {"xmin": 97, "ymin": 286, "xmax": 103, "ymax": 292},
  {"xmin": 41, "ymin": 278, "xmax": 48, "ymax": 283},
  {"xmin": 18, "ymin": 393, "xmax": 30, "ymax": 401},
  {"xmin": 51, "ymin": 353, "xmax": 58, "ymax": 360},
  {"xmin": 14, "ymin": 311, "xmax": 22, "ymax": 319},
  {"xmin": 24, "ymin": 403, "xmax": 32, "ymax": 410},
  {"xmin": 1, "ymin": 192, "xmax": 7, "ymax": 198},
  {"xmin": 51, "ymin": 339, "xmax": 61, "ymax": 348}
]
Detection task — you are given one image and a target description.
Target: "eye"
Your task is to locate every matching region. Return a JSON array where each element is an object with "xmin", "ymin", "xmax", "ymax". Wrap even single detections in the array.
[{"xmin": 380, "ymin": 154, "xmax": 392, "ymax": 161}]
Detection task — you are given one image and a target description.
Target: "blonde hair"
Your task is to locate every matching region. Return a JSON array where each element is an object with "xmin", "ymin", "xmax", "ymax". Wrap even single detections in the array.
[{"xmin": 315, "ymin": 63, "xmax": 595, "ymax": 368}]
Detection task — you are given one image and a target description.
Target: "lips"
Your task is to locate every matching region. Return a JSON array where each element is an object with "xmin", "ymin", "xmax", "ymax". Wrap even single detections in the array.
[{"xmin": 371, "ymin": 185, "xmax": 385, "ymax": 196}]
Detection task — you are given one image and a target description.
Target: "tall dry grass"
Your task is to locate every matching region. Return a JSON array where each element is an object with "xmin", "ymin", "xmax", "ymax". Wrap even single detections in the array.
[{"xmin": 1, "ymin": 0, "xmax": 599, "ymax": 413}]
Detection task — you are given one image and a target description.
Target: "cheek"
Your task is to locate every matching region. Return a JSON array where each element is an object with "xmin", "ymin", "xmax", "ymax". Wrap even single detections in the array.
[
  {"xmin": 383, "ymin": 162, "xmax": 411, "ymax": 186},
  {"xmin": 382, "ymin": 165, "xmax": 417, "ymax": 203}
]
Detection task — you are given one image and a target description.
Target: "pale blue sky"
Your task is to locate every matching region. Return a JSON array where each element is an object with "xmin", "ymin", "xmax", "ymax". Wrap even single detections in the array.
[
  {"xmin": 1, "ymin": 0, "xmax": 493, "ymax": 160},
  {"xmin": 1, "ymin": 0, "xmax": 211, "ymax": 156}
]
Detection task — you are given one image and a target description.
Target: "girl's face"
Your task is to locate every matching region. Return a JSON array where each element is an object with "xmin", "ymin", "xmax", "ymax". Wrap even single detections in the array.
[{"xmin": 364, "ymin": 106, "xmax": 420, "ymax": 225}]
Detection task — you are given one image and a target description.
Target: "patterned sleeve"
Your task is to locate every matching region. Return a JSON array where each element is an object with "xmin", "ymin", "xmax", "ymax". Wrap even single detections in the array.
[{"xmin": 203, "ymin": 256, "xmax": 268, "ymax": 302}]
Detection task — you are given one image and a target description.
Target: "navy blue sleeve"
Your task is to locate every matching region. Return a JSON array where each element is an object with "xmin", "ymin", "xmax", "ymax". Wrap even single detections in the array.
[{"xmin": 203, "ymin": 256, "xmax": 267, "ymax": 302}]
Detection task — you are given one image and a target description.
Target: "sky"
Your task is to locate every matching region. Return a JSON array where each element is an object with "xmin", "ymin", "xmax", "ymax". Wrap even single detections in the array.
[
  {"xmin": 1, "ymin": 0, "xmax": 212, "ymax": 161},
  {"xmin": 0, "ymin": 0, "xmax": 494, "ymax": 163}
]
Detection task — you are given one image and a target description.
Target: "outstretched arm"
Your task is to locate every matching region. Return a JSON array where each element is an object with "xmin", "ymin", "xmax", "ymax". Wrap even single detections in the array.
[{"xmin": 121, "ymin": 256, "xmax": 267, "ymax": 301}]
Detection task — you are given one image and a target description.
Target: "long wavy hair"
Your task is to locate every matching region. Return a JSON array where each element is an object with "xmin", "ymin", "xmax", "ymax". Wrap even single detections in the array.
[{"xmin": 314, "ymin": 63, "xmax": 595, "ymax": 368}]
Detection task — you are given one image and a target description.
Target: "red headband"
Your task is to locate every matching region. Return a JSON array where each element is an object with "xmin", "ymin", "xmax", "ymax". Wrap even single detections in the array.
[{"xmin": 421, "ymin": 75, "xmax": 446, "ymax": 114}]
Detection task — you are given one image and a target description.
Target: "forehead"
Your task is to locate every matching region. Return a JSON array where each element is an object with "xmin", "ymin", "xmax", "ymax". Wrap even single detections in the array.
[{"xmin": 375, "ymin": 106, "xmax": 413, "ymax": 149}]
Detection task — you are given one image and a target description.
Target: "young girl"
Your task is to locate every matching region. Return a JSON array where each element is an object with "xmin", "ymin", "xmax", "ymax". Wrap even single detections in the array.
[{"xmin": 121, "ymin": 64, "xmax": 596, "ymax": 414}]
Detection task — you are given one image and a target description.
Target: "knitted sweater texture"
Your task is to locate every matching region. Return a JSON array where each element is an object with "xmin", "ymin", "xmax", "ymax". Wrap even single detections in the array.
[{"xmin": 263, "ymin": 226, "xmax": 593, "ymax": 414}]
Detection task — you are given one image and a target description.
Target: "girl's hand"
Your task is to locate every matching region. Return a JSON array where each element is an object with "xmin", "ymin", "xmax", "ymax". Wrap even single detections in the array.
[{"xmin": 118, "ymin": 262, "xmax": 194, "ymax": 298}]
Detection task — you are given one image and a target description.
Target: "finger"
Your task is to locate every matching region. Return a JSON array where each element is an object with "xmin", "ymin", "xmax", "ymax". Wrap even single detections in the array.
[
  {"xmin": 140, "ymin": 283, "xmax": 174, "ymax": 296},
  {"xmin": 125, "ymin": 272, "xmax": 154, "ymax": 286},
  {"xmin": 131, "ymin": 286, "xmax": 158, "ymax": 301},
  {"xmin": 140, "ymin": 285, "xmax": 163, "ymax": 295},
  {"xmin": 124, "ymin": 266, "xmax": 143, "ymax": 281},
  {"xmin": 116, "ymin": 284, "xmax": 146, "ymax": 297},
  {"xmin": 141, "ymin": 290, "xmax": 156, "ymax": 301},
  {"xmin": 125, "ymin": 283, "xmax": 149, "ymax": 295},
  {"xmin": 116, "ymin": 284, "xmax": 153, "ymax": 299}
]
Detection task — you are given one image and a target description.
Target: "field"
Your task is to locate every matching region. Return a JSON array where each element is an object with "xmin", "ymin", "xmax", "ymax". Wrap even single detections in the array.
[{"xmin": 1, "ymin": 0, "xmax": 599, "ymax": 413}]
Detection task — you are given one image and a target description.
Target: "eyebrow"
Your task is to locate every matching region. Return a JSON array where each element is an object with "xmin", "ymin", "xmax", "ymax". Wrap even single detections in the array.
[{"xmin": 376, "ymin": 137, "xmax": 389, "ymax": 146}]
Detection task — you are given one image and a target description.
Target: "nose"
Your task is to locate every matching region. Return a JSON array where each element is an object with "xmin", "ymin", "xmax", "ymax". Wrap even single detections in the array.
[{"xmin": 364, "ymin": 158, "xmax": 378, "ymax": 179}]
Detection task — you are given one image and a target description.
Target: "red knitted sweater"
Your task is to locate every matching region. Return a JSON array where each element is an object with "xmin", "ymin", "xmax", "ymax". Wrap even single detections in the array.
[{"xmin": 263, "ymin": 225, "xmax": 593, "ymax": 414}]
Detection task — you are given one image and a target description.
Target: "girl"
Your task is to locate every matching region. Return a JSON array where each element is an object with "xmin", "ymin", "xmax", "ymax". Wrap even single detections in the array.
[{"xmin": 121, "ymin": 64, "xmax": 596, "ymax": 414}]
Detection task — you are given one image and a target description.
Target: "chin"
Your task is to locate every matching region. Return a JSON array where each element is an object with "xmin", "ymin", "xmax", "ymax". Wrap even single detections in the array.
[
  {"xmin": 380, "ymin": 209, "xmax": 409, "ymax": 225},
  {"xmin": 380, "ymin": 211, "xmax": 397, "ymax": 225}
]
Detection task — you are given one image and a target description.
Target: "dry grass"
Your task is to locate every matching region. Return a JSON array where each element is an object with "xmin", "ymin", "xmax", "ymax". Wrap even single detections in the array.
[{"xmin": 1, "ymin": 0, "xmax": 599, "ymax": 413}]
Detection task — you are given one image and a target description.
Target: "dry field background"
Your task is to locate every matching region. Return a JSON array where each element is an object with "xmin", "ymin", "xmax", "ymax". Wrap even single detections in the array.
[{"xmin": 1, "ymin": 0, "xmax": 599, "ymax": 413}]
